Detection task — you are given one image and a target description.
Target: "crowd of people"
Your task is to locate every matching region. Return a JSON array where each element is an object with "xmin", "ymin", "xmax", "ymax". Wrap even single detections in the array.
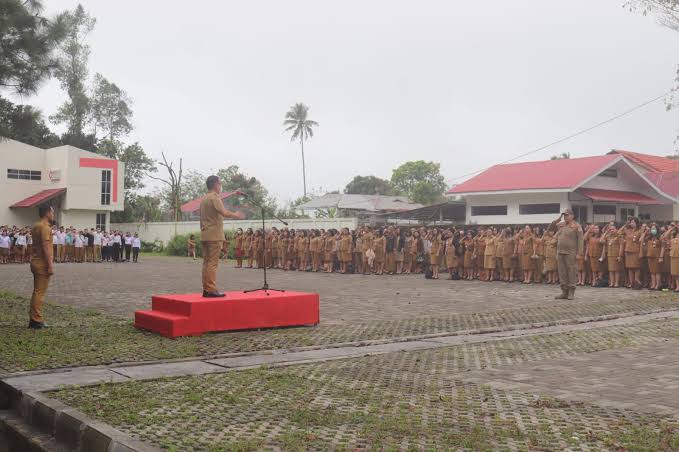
[
  {"xmin": 225, "ymin": 217, "xmax": 679, "ymax": 292},
  {"xmin": 0, "ymin": 225, "xmax": 142, "ymax": 264}
]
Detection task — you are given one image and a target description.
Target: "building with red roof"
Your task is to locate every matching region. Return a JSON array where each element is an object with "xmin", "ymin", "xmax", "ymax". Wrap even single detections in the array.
[
  {"xmin": 447, "ymin": 152, "xmax": 678, "ymax": 225},
  {"xmin": 1, "ymin": 139, "xmax": 125, "ymax": 229}
]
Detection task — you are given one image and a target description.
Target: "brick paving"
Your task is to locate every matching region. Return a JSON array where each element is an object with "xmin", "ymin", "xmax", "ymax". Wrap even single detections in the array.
[{"xmin": 0, "ymin": 255, "xmax": 658, "ymax": 321}]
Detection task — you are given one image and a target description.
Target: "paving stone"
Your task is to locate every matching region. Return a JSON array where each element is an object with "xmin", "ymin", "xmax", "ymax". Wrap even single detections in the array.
[
  {"xmin": 113, "ymin": 361, "xmax": 225, "ymax": 380},
  {"xmin": 3, "ymin": 369, "xmax": 128, "ymax": 392}
]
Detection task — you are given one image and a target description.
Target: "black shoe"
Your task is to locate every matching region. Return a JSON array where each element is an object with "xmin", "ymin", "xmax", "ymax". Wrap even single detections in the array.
[
  {"xmin": 28, "ymin": 320, "xmax": 48, "ymax": 329},
  {"xmin": 202, "ymin": 291, "xmax": 226, "ymax": 298}
]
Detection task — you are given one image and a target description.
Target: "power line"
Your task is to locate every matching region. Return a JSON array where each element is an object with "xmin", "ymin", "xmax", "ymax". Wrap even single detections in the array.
[{"xmin": 449, "ymin": 90, "xmax": 673, "ymax": 182}]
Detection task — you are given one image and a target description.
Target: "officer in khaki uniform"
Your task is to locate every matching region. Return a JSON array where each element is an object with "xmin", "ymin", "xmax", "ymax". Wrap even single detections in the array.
[
  {"xmin": 200, "ymin": 176, "xmax": 244, "ymax": 297},
  {"xmin": 29, "ymin": 204, "xmax": 55, "ymax": 329},
  {"xmin": 548, "ymin": 208, "xmax": 584, "ymax": 300}
]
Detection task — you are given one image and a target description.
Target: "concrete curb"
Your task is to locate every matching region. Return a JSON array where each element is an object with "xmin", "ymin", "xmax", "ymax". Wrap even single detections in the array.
[{"xmin": 0, "ymin": 386, "xmax": 162, "ymax": 452}]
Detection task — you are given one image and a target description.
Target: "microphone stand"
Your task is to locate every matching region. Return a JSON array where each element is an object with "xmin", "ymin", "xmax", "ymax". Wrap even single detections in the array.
[{"xmin": 238, "ymin": 193, "xmax": 288, "ymax": 294}]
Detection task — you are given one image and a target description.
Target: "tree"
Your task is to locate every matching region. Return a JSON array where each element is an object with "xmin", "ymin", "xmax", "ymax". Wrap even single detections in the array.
[
  {"xmin": 283, "ymin": 102, "xmax": 318, "ymax": 197},
  {"xmin": 344, "ymin": 175, "xmax": 394, "ymax": 195},
  {"xmin": 0, "ymin": 97, "xmax": 60, "ymax": 148},
  {"xmin": 147, "ymin": 153, "xmax": 183, "ymax": 229},
  {"xmin": 626, "ymin": 1, "xmax": 679, "ymax": 30},
  {"xmin": 216, "ymin": 165, "xmax": 277, "ymax": 214},
  {"xmin": 277, "ymin": 195, "xmax": 311, "ymax": 219},
  {"xmin": 50, "ymin": 4, "xmax": 95, "ymax": 142},
  {"xmin": 550, "ymin": 152, "xmax": 571, "ymax": 160},
  {"xmin": 0, "ymin": 0, "xmax": 67, "ymax": 96},
  {"xmin": 179, "ymin": 170, "xmax": 208, "ymax": 204},
  {"xmin": 90, "ymin": 73, "xmax": 133, "ymax": 142},
  {"xmin": 124, "ymin": 194, "xmax": 162, "ymax": 223},
  {"xmin": 390, "ymin": 161, "xmax": 448, "ymax": 205}
]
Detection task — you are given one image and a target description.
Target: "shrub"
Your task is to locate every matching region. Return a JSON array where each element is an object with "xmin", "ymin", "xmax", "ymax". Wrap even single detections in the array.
[{"xmin": 141, "ymin": 240, "xmax": 164, "ymax": 253}]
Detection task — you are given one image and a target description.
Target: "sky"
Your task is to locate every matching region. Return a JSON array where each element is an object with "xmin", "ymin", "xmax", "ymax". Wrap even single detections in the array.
[{"xmin": 12, "ymin": 0, "xmax": 679, "ymax": 205}]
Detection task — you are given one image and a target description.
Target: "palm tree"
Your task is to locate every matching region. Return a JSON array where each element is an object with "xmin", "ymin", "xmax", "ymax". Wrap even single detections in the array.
[{"xmin": 283, "ymin": 103, "xmax": 318, "ymax": 197}]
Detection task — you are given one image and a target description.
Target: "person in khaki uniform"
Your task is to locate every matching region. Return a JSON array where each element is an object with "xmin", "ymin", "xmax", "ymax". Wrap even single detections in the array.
[
  {"xmin": 548, "ymin": 208, "xmax": 584, "ymax": 300},
  {"xmin": 29, "ymin": 204, "xmax": 55, "ymax": 329},
  {"xmin": 200, "ymin": 176, "xmax": 244, "ymax": 297}
]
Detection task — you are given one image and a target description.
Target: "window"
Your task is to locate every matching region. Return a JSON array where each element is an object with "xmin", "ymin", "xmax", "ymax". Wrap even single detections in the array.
[
  {"xmin": 599, "ymin": 168, "xmax": 618, "ymax": 178},
  {"xmin": 519, "ymin": 203, "xmax": 560, "ymax": 215},
  {"xmin": 471, "ymin": 205, "xmax": 507, "ymax": 216},
  {"xmin": 593, "ymin": 205, "xmax": 616, "ymax": 215},
  {"xmin": 620, "ymin": 207, "xmax": 635, "ymax": 221},
  {"xmin": 96, "ymin": 213, "xmax": 106, "ymax": 230},
  {"xmin": 572, "ymin": 205, "xmax": 587, "ymax": 223},
  {"xmin": 101, "ymin": 170, "xmax": 111, "ymax": 205},
  {"xmin": 7, "ymin": 169, "xmax": 41, "ymax": 180}
]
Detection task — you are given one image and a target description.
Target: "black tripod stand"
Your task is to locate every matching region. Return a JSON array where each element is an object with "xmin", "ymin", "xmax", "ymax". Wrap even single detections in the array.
[{"xmin": 240, "ymin": 195, "xmax": 288, "ymax": 295}]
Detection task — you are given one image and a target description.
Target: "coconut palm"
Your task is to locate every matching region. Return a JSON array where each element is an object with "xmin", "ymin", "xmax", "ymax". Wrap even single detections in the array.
[{"xmin": 283, "ymin": 103, "xmax": 318, "ymax": 197}]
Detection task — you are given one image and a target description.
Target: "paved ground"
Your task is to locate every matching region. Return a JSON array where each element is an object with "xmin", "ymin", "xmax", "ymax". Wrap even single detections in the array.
[
  {"xmin": 0, "ymin": 256, "xmax": 655, "ymax": 321},
  {"xmin": 4, "ymin": 255, "xmax": 679, "ymax": 450}
]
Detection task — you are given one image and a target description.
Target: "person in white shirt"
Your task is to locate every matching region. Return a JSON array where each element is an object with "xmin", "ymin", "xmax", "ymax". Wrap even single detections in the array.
[
  {"xmin": 132, "ymin": 233, "xmax": 141, "ymax": 263},
  {"xmin": 14, "ymin": 231, "xmax": 27, "ymax": 264},
  {"xmin": 52, "ymin": 228, "xmax": 58, "ymax": 263},
  {"xmin": 93, "ymin": 228, "xmax": 102, "ymax": 263},
  {"xmin": 112, "ymin": 232, "xmax": 122, "ymax": 262},
  {"xmin": 0, "ymin": 230, "xmax": 10, "ymax": 264},
  {"xmin": 101, "ymin": 233, "xmax": 110, "ymax": 262},
  {"xmin": 74, "ymin": 231, "xmax": 84, "ymax": 263},
  {"xmin": 56, "ymin": 227, "xmax": 66, "ymax": 263},
  {"xmin": 124, "ymin": 232, "xmax": 133, "ymax": 262}
]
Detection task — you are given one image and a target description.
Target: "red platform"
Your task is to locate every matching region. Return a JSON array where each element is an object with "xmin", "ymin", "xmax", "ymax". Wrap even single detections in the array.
[{"xmin": 134, "ymin": 291, "xmax": 319, "ymax": 338}]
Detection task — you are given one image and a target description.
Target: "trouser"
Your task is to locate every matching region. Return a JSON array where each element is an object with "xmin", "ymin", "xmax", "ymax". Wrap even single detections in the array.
[
  {"xmin": 112, "ymin": 244, "xmax": 120, "ymax": 261},
  {"xmin": 30, "ymin": 259, "xmax": 51, "ymax": 323},
  {"xmin": 94, "ymin": 245, "xmax": 102, "ymax": 262},
  {"xmin": 124, "ymin": 244, "xmax": 132, "ymax": 261},
  {"xmin": 132, "ymin": 247, "xmax": 139, "ymax": 262},
  {"xmin": 86, "ymin": 246, "xmax": 94, "ymax": 262},
  {"xmin": 201, "ymin": 241, "xmax": 223, "ymax": 292},
  {"xmin": 557, "ymin": 253, "xmax": 577, "ymax": 290},
  {"xmin": 57, "ymin": 244, "xmax": 64, "ymax": 262}
]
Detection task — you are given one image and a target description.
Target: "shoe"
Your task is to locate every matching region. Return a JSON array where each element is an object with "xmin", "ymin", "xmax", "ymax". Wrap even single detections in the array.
[
  {"xmin": 28, "ymin": 320, "xmax": 48, "ymax": 329},
  {"xmin": 202, "ymin": 291, "xmax": 226, "ymax": 298},
  {"xmin": 555, "ymin": 288, "xmax": 568, "ymax": 300},
  {"xmin": 567, "ymin": 288, "xmax": 575, "ymax": 300}
]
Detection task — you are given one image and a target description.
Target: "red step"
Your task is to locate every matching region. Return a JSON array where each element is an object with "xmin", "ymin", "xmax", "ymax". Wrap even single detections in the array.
[{"xmin": 134, "ymin": 291, "xmax": 320, "ymax": 338}]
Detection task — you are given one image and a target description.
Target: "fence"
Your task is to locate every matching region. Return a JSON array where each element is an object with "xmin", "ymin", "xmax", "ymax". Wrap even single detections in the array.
[{"xmin": 111, "ymin": 218, "xmax": 359, "ymax": 244}]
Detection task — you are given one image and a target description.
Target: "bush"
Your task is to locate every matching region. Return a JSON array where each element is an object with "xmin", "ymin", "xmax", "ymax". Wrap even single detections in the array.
[
  {"xmin": 141, "ymin": 239, "xmax": 164, "ymax": 253},
  {"xmin": 165, "ymin": 232, "xmax": 236, "ymax": 258}
]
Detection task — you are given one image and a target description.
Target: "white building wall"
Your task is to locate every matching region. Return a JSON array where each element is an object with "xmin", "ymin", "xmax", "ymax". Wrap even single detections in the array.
[
  {"xmin": 111, "ymin": 218, "xmax": 360, "ymax": 244},
  {"xmin": 464, "ymin": 192, "xmax": 569, "ymax": 225}
]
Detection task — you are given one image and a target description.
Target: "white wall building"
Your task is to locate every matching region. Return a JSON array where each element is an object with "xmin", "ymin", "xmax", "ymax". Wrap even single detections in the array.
[
  {"xmin": 447, "ymin": 152, "xmax": 678, "ymax": 225},
  {"xmin": 1, "ymin": 139, "xmax": 125, "ymax": 230}
]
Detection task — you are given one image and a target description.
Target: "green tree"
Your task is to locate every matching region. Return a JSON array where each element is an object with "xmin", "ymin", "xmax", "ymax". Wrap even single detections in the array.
[
  {"xmin": 123, "ymin": 194, "xmax": 162, "ymax": 223},
  {"xmin": 90, "ymin": 73, "xmax": 133, "ymax": 142},
  {"xmin": 390, "ymin": 161, "xmax": 447, "ymax": 205},
  {"xmin": 283, "ymin": 102, "xmax": 318, "ymax": 197},
  {"xmin": 344, "ymin": 175, "xmax": 394, "ymax": 195},
  {"xmin": 0, "ymin": 0, "xmax": 67, "ymax": 96},
  {"xmin": 178, "ymin": 170, "xmax": 208, "ymax": 205},
  {"xmin": 216, "ymin": 165, "xmax": 276, "ymax": 214},
  {"xmin": 0, "ymin": 98, "xmax": 60, "ymax": 148},
  {"xmin": 277, "ymin": 195, "xmax": 311, "ymax": 219},
  {"xmin": 50, "ymin": 4, "xmax": 95, "ymax": 143}
]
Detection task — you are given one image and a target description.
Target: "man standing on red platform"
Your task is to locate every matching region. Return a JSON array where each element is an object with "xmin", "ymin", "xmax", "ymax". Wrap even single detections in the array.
[{"xmin": 200, "ymin": 175, "xmax": 244, "ymax": 297}]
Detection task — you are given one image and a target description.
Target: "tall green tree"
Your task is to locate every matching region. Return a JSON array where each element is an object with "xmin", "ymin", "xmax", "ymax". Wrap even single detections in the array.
[
  {"xmin": 344, "ymin": 175, "xmax": 394, "ymax": 195},
  {"xmin": 90, "ymin": 73, "xmax": 133, "ymax": 142},
  {"xmin": 391, "ymin": 161, "xmax": 448, "ymax": 205},
  {"xmin": 0, "ymin": 98, "xmax": 60, "ymax": 148},
  {"xmin": 50, "ymin": 4, "xmax": 95, "ymax": 143},
  {"xmin": 0, "ymin": 0, "xmax": 67, "ymax": 96},
  {"xmin": 217, "ymin": 165, "xmax": 277, "ymax": 215},
  {"xmin": 283, "ymin": 102, "xmax": 318, "ymax": 197}
]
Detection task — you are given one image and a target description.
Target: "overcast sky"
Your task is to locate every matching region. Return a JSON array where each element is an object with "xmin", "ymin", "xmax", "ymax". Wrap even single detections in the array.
[{"xmin": 13, "ymin": 0, "xmax": 679, "ymax": 204}]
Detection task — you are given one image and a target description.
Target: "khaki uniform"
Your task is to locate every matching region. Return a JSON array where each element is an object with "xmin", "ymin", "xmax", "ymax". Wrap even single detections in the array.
[
  {"xmin": 550, "ymin": 220, "xmax": 584, "ymax": 291},
  {"xmin": 483, "ymin": 236, "xmax": 496, "ymax": 270},
  {"xmin": 670, "ymin": 237, "xmax": 679, "ymax": 276},
  {"xmin": 587, "ymin": 236, "xmax": 603, "ymax": 272},
  {"xmin": 622, "ymin": 229, "xmax": 642, "ymax": 269},
  {"xmin": 30, "ymin": 219, "xmax": 52, "ymax": 323},
  {"xmin": 646, "ymin": 237, "xmax": 661, "ymax": 273},
  {"xmin": 544, "ymin": 237, "xmax": 557, "ymax": 272},
  {"xmin": 445, "ymin": 238, "xmax": 458, "ymax": 269},
  {"xmin": 200, "ymin": 192, "xmax": 225, "ymax": 292},
  {"xmin": 340, "ymin": 235, "xmax": 352, "ymax": 263},
  {"xmin": 606, "ymin": 236, "xmax": 623, "ymax": 272},
  {"xmin": 362, "ymin": 232, "xmax": 374, "ymax": 272}
]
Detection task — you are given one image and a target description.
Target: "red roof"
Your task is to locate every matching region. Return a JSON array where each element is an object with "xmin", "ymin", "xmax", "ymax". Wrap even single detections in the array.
[
  {"xmin": 578, "ymin": 188, "xmax": 659, "ymax": 205},
  {"xmin": 180, "ymin": 191, "xmax": 238, "ymax": 213},
  {"xmin": 10, "ymin": 188, "xmax": 66, "ymax": 208},
  {"xmin": 608, "ymin": 150, "xmax": 679, "ymax": 173},
  {"xmin": 448, "ymin": 154, "xmax": 619, "ymax": 194},
  {"xmin": 646, "ymin": 171, "xmax": 679, "ymax": 198}
]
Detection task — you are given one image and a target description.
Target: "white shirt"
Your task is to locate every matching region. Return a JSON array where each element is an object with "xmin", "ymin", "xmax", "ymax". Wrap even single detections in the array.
[
  {"xmin": 113, "ymin": 235, "xmax": 121, "ymax": 245},
  {"xmin": 124, "ymin": 236, "xmax": 133, "ymax": 245},
  {"xmin": 93, "ymin": 233, "xmax": 102, "ymax": 246},
  {"xmin": 102, "ymin": 236, "xmax": 109, "ymax": 247},
  {"xmin": 0, "ymin": 236, "xmax": 9, "ymax": 248},
  {"xmin": 15, "ymin": 235, "xmax": 26, "ymax": 246},
  {"xmin": 59, "ymin": 231, "xmax": 68, "ymax": 245},
  {"xmin": 132, "ymin": 238, "xmax": 141, "ymax": 248},
  {"xmin": 27, "ymin": 235, "xmax": 32, "ymax": 245},
  {"xmin": 74, "ymin": 235, "xmax": 84, "ymax": 248}
]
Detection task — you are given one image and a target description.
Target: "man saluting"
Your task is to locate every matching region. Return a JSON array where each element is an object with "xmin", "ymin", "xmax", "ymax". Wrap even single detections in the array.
[
  {"xmin": 200, "ymin": 175, "xmax": 245, "ymax": 297},
  {"xmin": 548, "ymin": 208, "xmax": 584, "ymax": 300}
]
